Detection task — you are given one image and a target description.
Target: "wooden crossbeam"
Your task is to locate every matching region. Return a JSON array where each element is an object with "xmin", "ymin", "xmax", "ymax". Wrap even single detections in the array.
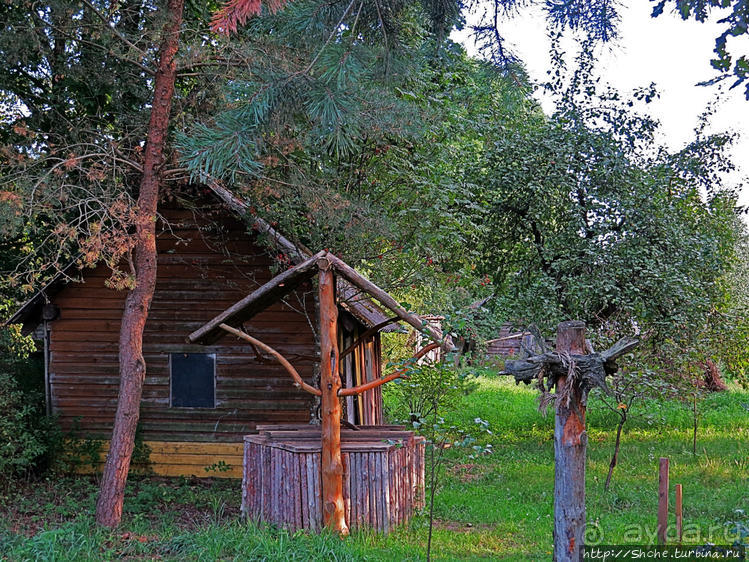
[
  {"xmin": 187, "ymin": 251, "xmax": 325, "ymax": 344},
  {"xmin": 325, "ymin": 254, "xmax": 446, "ymax": 347}
]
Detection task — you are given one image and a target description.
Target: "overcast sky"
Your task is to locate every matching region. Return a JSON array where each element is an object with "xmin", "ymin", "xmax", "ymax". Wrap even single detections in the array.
[{"xmin": 452, "ymin": 2, "xmax": 749, "ymax": 211}]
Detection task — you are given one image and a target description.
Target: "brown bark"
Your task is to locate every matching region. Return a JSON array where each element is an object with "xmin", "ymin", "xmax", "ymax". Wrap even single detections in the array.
[
  {"xmin": 702, "ymin": 358, "xmax": 727, "ymax": 392},
  {"xmin": 604, "ymin": 413, "xmax": 625, "ymax": 491},
  {"xmin": 317, "ymin": 262, "xmax": 348, "ymax": 534},
  {"xmin": 657, "ymin": 457, "xmax": 669, "ymax": 544},
  {"xmin": 553, "ymin": 320, "xmax": 587, "ymax": 562},
  {"xmin": 95, "ymin": 0, "xmax": 183, "ymax": 528}
]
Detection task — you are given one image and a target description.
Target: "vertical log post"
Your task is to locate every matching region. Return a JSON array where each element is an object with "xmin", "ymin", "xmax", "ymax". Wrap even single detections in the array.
[
  {"xmin": 658, "ymin": 457, "xmax": 669, "ymax": 545},
  {"xmin": 553, "ymin": 320, "xmax": 588, "ymax": 562},
  {"xmin": 318, "ymin": 261, "xmax": 348, "ymax": 535},
  {"xmin": 675, "ymin": 483, "xmax": 683, "ymax": 543}
]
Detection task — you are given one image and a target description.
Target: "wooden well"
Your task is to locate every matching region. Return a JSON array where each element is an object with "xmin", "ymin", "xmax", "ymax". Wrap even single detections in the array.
[
  {"xmin": 242, "ymin": 424, "xmax": 425, "ymax": 533},
  {"xmin": 189, "ymin": 250, "xmax": 444, "ymax": 534}
]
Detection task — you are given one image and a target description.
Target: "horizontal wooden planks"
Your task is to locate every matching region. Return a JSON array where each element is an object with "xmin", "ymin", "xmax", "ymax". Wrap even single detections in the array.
[
  {"xmin": 69, "ymin": 440, "xmax": 245, "ymax": 478},
  {"xmin": 48, "ymin": 210, "xmax": 318, "ymax": 443}
]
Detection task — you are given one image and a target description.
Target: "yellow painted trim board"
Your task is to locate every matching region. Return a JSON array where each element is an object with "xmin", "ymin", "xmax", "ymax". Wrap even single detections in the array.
[{"xmin": 65, "ymin": 440, "xmax": 244, "ymax": 479}]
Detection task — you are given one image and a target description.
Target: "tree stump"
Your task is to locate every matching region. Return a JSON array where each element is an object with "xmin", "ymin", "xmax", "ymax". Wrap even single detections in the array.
[{"xmin": 553, "ymin": 321, "xmax": 588, "ymax": 562}]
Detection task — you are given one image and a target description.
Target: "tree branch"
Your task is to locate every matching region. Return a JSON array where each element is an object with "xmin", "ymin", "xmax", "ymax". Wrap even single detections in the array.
[
  {"xmin": 220, "ymin": 323, "xmax": 322, "ymax": 396},
  {"xmin": 79, "ymin": 0, "xmax": 150, "ymax": 60}
]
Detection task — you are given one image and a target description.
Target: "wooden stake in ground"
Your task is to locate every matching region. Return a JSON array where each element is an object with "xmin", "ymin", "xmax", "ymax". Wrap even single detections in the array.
[
  {"xmin": 657, "ymin": 457, "xmax": 669, "ymax": 544},
  {"xmin": 95, "ymin": 0, "xmax": 184, "ymax": 527},
  {"xmin": 317, "ymin": 261, "xmax": 348, "ymax": 535},
  {"xmin": 553, "ymin": 320, "xmax": 588, "ymax": 562},
  {"xmin": 675, "ymin": 483, "xmax": 683, "ymax": 543}
]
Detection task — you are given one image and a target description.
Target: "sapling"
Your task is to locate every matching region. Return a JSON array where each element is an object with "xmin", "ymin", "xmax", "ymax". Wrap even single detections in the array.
[
  {"xmin": 386, "ymin": 357, "xmax": 489, "ymax": 561},
  {"xmin": 593, "ymin": 366, "xmax": 676, "ymax": 491}
]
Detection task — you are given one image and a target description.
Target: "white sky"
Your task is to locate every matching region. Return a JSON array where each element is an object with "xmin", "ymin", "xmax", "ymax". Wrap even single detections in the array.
[{"xmin": 452, "ymin": 2, "xmax": 749, "ymax": 211}]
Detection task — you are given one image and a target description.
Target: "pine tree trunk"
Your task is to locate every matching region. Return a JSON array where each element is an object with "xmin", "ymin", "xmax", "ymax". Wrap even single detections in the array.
[{"xmin": 95, "ymin": 0, "xmax": 183, "ymax": 528}]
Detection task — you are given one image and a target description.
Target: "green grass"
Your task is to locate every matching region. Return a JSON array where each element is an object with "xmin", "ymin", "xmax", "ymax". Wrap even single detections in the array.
[{"xmin": 1, "ymin": 377, "xmax": 748, "ymax": 560}]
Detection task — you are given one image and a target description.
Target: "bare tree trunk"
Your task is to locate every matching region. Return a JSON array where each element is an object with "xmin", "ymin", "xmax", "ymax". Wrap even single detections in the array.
[
  {"xmin": 318, "ymin": 262, "xmax": 348, "ymax": 534},
  {"xmin": 426, "ymin": 431, "xmax": 447, "ymax": 562},
  {"xmin": 553, "ymin": 321, "xmax": 587, "ymax": 562},
  {"xmin": 95, "ymin": 0, "xmax": 183, "ymax": 527},
  {"xmin": 604, "ymin": 414, "xmax": 625, "ymax": 492}
]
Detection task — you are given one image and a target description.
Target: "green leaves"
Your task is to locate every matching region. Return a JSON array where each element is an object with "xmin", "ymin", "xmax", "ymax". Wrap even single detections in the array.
[
  {"xmin": 471, "ymin": 44, "xmax": 745, "ymax": 370},
  {"xmin": 652, "ymin": 0, "xmax": 749, "ymax": 99},
  {"xmin": 179, "ymin": 0, "xmax": 424, "ymax": 176},
  {"xmin": 172, "ymin": 0, "xmax": 747, "ymax": 387},
  {"xmin": 0, "ymin": 325, "xmax": 47, "ymax": 478}
]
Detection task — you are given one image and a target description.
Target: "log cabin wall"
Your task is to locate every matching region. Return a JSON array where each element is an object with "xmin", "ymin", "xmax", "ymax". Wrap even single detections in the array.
[
  {"xmin": 486, "ymin": 324, "xmax": 522, "ymax": 358},
  {"xmin": 48, "ymin": 207, "xmax": 321, "ymax": 477},
  {"xmin": 44, "ymin": 207, "xmax": 388, "ymax": 477}
]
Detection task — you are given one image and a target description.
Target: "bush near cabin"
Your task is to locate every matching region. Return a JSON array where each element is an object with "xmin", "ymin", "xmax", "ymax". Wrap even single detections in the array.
[{"xmin": 0, "ymin": 325, "xmax": 56, "ymax": 480}]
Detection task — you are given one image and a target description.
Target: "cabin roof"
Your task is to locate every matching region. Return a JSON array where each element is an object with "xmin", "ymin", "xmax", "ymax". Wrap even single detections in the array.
[
  {"xmin": 5, "ymin": 261, "xmax": 76, "ymax": 331},
  {"xmin": 188, "ymin": 250, "xmax": 445, "ymax": 346},
  {"xmin": 5, "ymin": 184, "xmax": 398, "ymax": 334}
]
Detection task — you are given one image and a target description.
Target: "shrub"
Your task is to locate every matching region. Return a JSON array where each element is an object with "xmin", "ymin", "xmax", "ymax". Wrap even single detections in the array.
[
  {"xmin": 384, "ymin": 357, "xmax": 479, "ymax": 425},
  {"xmin": 0, "ymin": 324, "xmax": 57, "ymax": 480},
  {"xmin": 0, "ymin": 372, "xmax": 48, "ymax": 478}
]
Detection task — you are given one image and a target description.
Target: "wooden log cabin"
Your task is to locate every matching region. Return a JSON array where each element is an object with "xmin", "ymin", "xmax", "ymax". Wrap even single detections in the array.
[{"xmin": 7, "ymin": 193, "xmax": 404, "ymax": 478}]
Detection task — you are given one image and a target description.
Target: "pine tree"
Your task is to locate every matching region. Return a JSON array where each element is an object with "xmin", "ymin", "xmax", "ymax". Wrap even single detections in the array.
[
  {"xmin": 0, "ymin": 0, "xmax": 289, "ymax": 527},
  {"xmin": 94, "ymin": 0, "xmax": 185, "ymax": 527}
]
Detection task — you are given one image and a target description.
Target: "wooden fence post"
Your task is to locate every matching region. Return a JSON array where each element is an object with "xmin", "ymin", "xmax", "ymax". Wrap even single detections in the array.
[
  {"xmin": 658, "ymin": 458, "xmax": 669, "ymax": 544},
  {"xmin": 675, "ymin": 483, "xmax": 683, "ymax": 543},
  {"xmin": 553, "ymin": 320, "xmax": 588, "ymax": 562},
  {"xmin": 318, "ymin": 262, "xmax": 348, "ymax": 534}
]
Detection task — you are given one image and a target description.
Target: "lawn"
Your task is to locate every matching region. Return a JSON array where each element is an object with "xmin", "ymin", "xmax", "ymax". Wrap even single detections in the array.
[{"xmin": 1, "ymin": 377, "xmax": 748, "ymax": 561}]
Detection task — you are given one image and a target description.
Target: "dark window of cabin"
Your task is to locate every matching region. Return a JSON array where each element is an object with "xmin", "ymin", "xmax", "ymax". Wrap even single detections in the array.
[{"xmin": 170, "ymin": 353, "xmax": 215, "ymax": 408}]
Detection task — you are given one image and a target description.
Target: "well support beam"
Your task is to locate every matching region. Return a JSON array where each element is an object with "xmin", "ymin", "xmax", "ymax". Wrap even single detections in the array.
[
  {"xmin": 318, "ymin": 262, "xmax": 348, "ymax": 535},
  {"xmin": 553, "ymin": 320, "xmax": 587, "ymax": 562}
]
